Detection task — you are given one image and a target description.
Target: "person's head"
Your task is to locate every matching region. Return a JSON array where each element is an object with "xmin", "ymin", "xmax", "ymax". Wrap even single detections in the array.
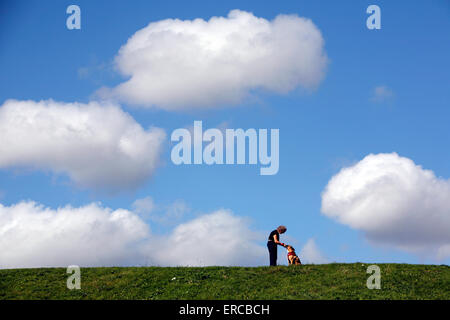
[
  {"xmin": 277, "ymin": 225, "xmax": 287, "ymax": 234},
  {"xmin": 287, "ymin": 245, "xmax": 295, "ymax": 253}
]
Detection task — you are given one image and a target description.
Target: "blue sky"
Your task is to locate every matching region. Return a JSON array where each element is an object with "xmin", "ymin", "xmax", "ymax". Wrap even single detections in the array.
[{"xmin": 1, "ymin": 0, "xmax": 449, "ymax": 267}]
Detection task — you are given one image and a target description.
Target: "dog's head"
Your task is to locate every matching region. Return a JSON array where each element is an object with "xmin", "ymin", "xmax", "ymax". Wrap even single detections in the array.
[{"xmin": 287, "ymin": 245, "xmax": 296, "ymax": 253}]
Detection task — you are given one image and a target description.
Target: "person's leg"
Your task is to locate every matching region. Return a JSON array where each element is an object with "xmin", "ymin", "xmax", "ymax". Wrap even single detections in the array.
[
  {"xmin": 267, "ymin": 242, "xmax": 277, "ymax": 266},
  {"xmin": 267, "ymin": 242, "xmax": 273, "ymax": 266},
  {"xmin": 272, "ymin": 244, "xmax": 277, "ymax": 266}
]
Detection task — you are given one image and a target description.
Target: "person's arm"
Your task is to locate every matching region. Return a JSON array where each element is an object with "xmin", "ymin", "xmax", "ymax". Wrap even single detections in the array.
[{"xmin": 273, "ymin": 234, "xmax": 286, "ymax": 247}]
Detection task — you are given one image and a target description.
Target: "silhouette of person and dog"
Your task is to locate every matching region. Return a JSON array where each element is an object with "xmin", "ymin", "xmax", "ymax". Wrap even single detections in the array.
[{"xmin": 267, "ymin": 226, "xmax": 301, "ymax": 266}]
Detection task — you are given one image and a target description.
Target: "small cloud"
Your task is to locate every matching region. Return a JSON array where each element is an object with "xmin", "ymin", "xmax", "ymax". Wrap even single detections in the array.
[
  {"xmin": 371, "ymin": 85, "xmax": 394, "ymax": 103},
  {"xmin": 77, "ymin": 67, "xmax": 90, "ymax": 79},
  {"xmin": 163, "ymin": 200, "xmax": 189, "ymax": 223},
  {"xmin": 300, "ymin": 238, "xmax": 329, "ymax": 264},
  {"xmin": 132, "ymin": 197, "xmax": 190, "ymax": 226},
  {"xmin": 132, "ymin": 196, "xmax": 155, "ymax": 217},
  {"xmin": 77, "ymin": 61, "xmax": 116, "ymax": 84}
]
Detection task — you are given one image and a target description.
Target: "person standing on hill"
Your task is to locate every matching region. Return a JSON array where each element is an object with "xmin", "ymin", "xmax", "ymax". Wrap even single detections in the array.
[{"xmin": 267, "ymin": 226, "xmax": 287, "ymax": 266}]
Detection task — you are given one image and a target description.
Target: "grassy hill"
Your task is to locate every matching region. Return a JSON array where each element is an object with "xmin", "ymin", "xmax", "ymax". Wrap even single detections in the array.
[{"xmin": 1, "ymin": 263, "xmax": 448, "ymax": 300}]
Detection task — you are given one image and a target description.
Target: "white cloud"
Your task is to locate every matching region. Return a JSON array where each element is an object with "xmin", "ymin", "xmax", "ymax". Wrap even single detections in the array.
[
  {"xmin": 0, "ymin": 201, "xmax": 150, "ymax": 269},
  {"xmin": 159, "ymin": 199, "xmax": 190, "ymax": 225},
  {"xmin": 132, "ymin": 197, "xmax": 189, "ymax": 225},
  {"xmin": 321, "ymin": 153, "xmax": 450, "ymax": 261},
  {"xmin": 132, "ymin": 196, "xmax": 155, "ymax": 217},
  {"xmin": 0, "ymin": 99, "xmax": 166, "ymax": 191},
  {"xmin": 100, "ymin": 9, "xmax": 328, "ymax": 110},
  {"xmin": 0, "ymin": 201, "xmax": 266, "ymax": 268},
  {"xmin": 371, "ymin": 85, "xmax": 394, "ymax": 102},
  {"xmin": 148, "ymin": 209, "xmax": 266, "ymax": 266},
  {"xmin": 300, "ymin": 238, "xmax": 329, "ymax": 264}
]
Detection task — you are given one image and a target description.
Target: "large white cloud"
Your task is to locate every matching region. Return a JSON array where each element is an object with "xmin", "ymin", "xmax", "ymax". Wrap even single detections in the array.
[
  {"xmin": 0, "ymin": 201, "xmax": 150, "ymax": 269},
  {"xmin": 0, "ymin": 99, "xmax": 166, "ymax": 191},
  {"xmin": 321, "ymin": 153, "xmax": 450, "ymax": 260},
  {"xmin": 148, "ymin": 209, "xmax": 266, "ymax": 266},
  {"xmin": 100, "ymin": 9, "xmax": 328, "ymax": 110},
  {"xmin": 0, "ymin": 201, "xmax": 266, "ymax": 268}
]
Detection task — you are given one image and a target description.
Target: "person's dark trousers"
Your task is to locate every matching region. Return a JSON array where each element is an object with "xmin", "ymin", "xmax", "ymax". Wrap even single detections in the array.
[{"xmin": 267, "ymin": 241, "xmax": 277, "ymax": 266}]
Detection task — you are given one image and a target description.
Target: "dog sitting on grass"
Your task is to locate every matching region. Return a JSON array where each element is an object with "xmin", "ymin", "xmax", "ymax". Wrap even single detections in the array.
[{"xmin": 286, "ymin": 245, "xmax": 302, "ymax": 265}]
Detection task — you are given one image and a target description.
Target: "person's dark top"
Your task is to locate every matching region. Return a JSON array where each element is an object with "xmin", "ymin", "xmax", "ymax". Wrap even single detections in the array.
[{"xmin": 268, "ymin": 230, "xmax": 279, "ymax": 242}]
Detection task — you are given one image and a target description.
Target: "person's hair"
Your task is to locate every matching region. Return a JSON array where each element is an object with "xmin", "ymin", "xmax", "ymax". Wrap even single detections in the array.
[{"xmin": 277, "ymin": 225, "xmax": 287, "ymax": 234}]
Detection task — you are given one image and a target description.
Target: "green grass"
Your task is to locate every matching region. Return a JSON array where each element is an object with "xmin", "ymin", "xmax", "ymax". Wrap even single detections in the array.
[{"xmin": 0, "ymin": 263, "xmax": 448, "ymax": 300}]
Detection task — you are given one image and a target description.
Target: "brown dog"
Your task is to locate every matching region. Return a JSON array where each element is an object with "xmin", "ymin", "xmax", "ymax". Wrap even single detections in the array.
[{"xmin": 286, "ymin": 245, "xmax": 302, "ymax": 265}]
